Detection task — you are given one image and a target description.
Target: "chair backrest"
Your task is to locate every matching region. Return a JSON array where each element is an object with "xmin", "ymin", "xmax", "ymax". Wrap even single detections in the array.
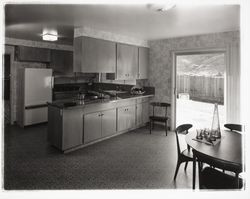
[
  {"xmin": 175, "ymin": 124, "xmax": 193, "ymax": 155},
  {"xmin": 150, "ymin": 102, "xmax": 170, "ymax": 117},
  {"xmin": 224, "ymin": 124, "xmax": 242, "ymax": 132},
  {"xmin": 192, "ymin": 149, "xmax": 242, "ymax": 174}
]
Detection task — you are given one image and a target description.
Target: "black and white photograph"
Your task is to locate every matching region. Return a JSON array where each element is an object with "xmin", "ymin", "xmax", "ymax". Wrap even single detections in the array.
[{"xmin": 1, "ymin": 0, "xmax": 250, "ymax": 198}]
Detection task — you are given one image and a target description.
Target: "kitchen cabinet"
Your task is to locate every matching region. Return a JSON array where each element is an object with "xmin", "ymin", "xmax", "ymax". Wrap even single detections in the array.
[
  {"xmin": 16, "ymin": 46, "xmax": 51, "ymax": 62},
  {"xmin": 74, "ymin": 36, "xmax": 116, "ymax": 73},
  {"xmin": 50, "ymin": 50, "xmax": 73, "ymax": 75},
  {"xmin": 48, "ymin": 106, "xmax": 83, "ymax": 151},
  {"xmin": 107, "ymin": 43, "xmax": 138, "ymax": 80},
  {"xmin": 142, "ymin": 102, "xmax": 149, "ymax": 123},
  {"xmin": 136, "ymin": 103, "xmax": 143, "ymax": 126},
  {"xmin": 84, "ymin": 111, "xmax": 102, "ymax": 143},
  {"xmin": 48, "ymin": 96, "xmax": 152, "ymax": 152},
  {"xmin": 84, "ymin": 108, "xmax": 117, "ymax": 143},
  {"xmin": 136, "ymin": 98, "xmax": 149, "ymax": 126},
  {"xmin": 116, "ymin": 43, "xmax": 138, "ymax": 80},
  {"xmin": 117, "ymin": 105, "xmax": 136, "ymax": 132},
  {"xmin": 138, "ymin": 47, "xmax": 149, "ymax": 79}
]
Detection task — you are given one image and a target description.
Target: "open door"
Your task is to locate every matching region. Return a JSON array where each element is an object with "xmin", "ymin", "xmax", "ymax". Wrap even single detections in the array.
[{"xmin": 172, "ymin": 50, "xmax": 226, "ymax": 130}]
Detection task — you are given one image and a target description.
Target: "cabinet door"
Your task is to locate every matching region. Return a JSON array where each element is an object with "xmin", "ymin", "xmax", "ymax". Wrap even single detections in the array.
[
  {"xmin": 102, "ymin": 109, "xmax": 117, "ymax": 137},
  {"xmin": 84, "ymin": 112, "xmax": 102, "ymax": 143},
  {"xmin": 51, "ymin": 50, "xmax": 73, "ymax": 74},
  {"xmin": 138, "ymin": 47, "xmax": 149, "ymax": 79},
  {"xmin": 73, "ymin": 37, "xmax": 83, "ymax": 72},
  {"xmin": 142, "ymin": 102, "xmax": 149, "ymax": 123},
  {"xmin": 17, "ymin": 46, "xmax": 51, "ymax": 62},
  {"xmin": 136, "ymin": 103, "xmax": 143, "ymax": 126},
  {"xmin": 85, "ymin": 37, "xmax": 116, "ymax": 73},
  {"xmin": 62, "ymin": 108, "xmax": 83, "ymax": 150},
  {"xmin": 117, "ymin": 43, "xmax": 138, "ymax": 80},
  {"xmin": 118, "ymin": 105, "xmax": 136, "ymax": 131},
  {"xmin": 117, "ymin": 107, "xmax": 127, "ymax": 132},
  {"xmin": 127, "ymin": 105, "xmax": 136, "ymax": 129}
]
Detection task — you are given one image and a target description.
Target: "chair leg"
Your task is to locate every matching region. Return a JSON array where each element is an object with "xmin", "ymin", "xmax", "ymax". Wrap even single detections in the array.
[
  {"xmin": 165, "ymin": 120, "xmax": 168, "ymax": 136},
  {"xmin": 149, "ymin": 120, "xmax": 152, "ymax": 134},
  {"xmin": 184, "ymin": 161, "xmax": 188, "ymax": 171},
  {"xmin": 174, "ymin": 160, "xmax": 181, "ymax": 180}
]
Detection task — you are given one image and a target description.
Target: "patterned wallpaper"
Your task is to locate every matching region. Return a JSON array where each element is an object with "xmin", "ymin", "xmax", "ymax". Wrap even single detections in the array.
[{"xmin": 148, "ymin": 31, "xmax": 240, "ymax": 122}]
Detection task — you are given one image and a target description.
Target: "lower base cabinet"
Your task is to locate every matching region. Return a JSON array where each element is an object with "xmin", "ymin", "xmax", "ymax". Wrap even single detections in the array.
[
  {"xmin": 62, "ymin": 108, "xmax": 83, "ymax": 150},
  {"xmin": 136, "ymin": 101, "xmax": 149, "ymax": 126},
  {"xmin": 142, "ymin": 102, "xmax": 149, "ymax": 124},
  {"xmin": 117, "ymin": 105, "xmax": 136, "ymax": 132},
  {"xmin": 102, "ymin": 109, "xmax": 117, "ymax": 137},
  {"xmin": 48, "ymin": 106, "xmax": 83, "ymax": 151},
  {"xmin": 48, "ymin": 96, "xmax": 152, "ymax": 152},
  {"xmin": 84, "ymin": 112, "xmax": 102, "ymax": 143},
  {"xmin": 84, "ymin": 108, "xmax": 117, "ymax": 144}
]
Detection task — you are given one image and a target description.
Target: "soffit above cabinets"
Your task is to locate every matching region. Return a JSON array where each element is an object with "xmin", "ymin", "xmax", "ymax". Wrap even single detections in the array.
[{"xmin": 5, "ymin": 4, "xmax": 240, "ymax": 45}]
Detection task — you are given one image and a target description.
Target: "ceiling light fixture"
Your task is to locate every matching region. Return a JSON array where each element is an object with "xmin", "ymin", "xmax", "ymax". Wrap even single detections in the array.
[
  {"xmin": 42, "ymin": 33, "xmax": 58, "ymax": 41},
  {"xmin": 147, "ymin": 3, "xmax": 176, "ymax": 12},
  {"xmin": 42, "ymin": 29, "xmax": 58, "ymax": 41}
]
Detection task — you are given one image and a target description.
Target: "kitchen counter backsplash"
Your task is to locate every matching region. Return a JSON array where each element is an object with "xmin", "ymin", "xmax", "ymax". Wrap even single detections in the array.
[{"xmin": 53, "ymin": 82, "xmax": 155, "ymax": 101}]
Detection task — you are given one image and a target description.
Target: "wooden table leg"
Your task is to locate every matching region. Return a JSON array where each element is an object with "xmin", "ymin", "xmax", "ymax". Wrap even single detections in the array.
[{"xmin": 193, "ymin": 154, "xmax": 196, "ymax": 189}]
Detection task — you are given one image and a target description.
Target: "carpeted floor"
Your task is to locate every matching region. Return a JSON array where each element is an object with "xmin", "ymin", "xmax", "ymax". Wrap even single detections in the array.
[{"xmin": 4, "ymin": 124, "xmax": 194, "ymax": 190}]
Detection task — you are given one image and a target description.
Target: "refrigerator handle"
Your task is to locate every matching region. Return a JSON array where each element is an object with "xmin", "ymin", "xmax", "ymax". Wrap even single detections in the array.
[{"xmin": 51, "ymin": 76, "xmax": 54, "ymax": 89}]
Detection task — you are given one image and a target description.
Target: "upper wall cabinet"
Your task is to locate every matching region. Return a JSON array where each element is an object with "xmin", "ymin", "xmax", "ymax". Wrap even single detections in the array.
[
  {"xmin": 50, "ymin": 50, "xmax": 73, "ymax": 75},
  {"xmin": 74, "ymin": 37, "xmax": 116, "ymax": 73},
  {"xmin": 138, "ymin": 47, "xmax": 149, "ymax": 79},
  {"xmin": 16, "ymin": 46, "xmax": 51, "ymax": 63},
  {"xmin": 116, "ymin": 43, "xmax": 138, "ymax": 80}
]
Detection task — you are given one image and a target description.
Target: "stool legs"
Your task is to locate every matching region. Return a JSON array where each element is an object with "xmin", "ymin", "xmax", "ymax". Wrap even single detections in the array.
[
  {"xmin": 165, "ymin": 120, "xmax": 168, "ymax": 136},
  {"xmin": 149, "ymin": 120, "xmax": 152, "ymax": 134}
]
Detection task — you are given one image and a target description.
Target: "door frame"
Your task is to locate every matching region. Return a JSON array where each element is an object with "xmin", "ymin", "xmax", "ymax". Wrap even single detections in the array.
[
  {"xmin": 5, "ymin": 46, "xmax": 15, "ymax": 124},
  {"xmin": 171, "ymin": 48, "xmax": 228, "ymax": 131}
]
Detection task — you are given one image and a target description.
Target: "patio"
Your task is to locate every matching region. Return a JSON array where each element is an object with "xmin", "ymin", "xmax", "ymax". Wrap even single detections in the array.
[{"xmin": 176, "ymin": 98, "xmax": 225, "ymax": 130}]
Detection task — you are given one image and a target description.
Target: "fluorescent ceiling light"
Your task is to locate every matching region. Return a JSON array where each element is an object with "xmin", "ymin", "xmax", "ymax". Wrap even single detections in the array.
[
  {"xmin": 42, "ymin": 28, "xmax": 58, "ymax": 41},
  {"xmin": 42, "ymin": 33, "xmax": 58, "ymax": 41}
]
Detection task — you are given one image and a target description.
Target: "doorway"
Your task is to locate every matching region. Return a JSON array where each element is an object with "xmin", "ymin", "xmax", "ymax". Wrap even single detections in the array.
[
  {"xmin": 172, "ymin": 50, "xmax": 226, "ymax": 130},
  {"xmin": 4, "ymin": 54, "xmax": 11, "ymax": 125}
]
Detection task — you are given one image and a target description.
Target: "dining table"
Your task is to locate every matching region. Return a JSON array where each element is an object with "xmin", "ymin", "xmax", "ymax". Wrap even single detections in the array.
[{"xmin": 185, "ymin": 130, "xmax": 243, "ymax": 189}]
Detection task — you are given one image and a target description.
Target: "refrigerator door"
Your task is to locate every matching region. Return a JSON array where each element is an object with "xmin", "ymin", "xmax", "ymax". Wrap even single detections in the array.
[{"xmin": 24, "ymin": 68, "xmax": 53, "ymax": 106}]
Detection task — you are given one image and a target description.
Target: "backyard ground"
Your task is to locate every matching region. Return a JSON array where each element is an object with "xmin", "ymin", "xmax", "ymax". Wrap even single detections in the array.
[{"xmin": 176, "ymin": 98, "xmax": 225, "ymax": 130}]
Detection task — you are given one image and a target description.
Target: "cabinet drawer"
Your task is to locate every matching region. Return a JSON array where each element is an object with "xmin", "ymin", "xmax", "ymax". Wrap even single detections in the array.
[
  {"xmin": 116, "ymin": 99, "xmax": 136, "ymax": 108},
  {"xmin": 136, "ymin": 97, "xmax": 149, "ymax": 104}
]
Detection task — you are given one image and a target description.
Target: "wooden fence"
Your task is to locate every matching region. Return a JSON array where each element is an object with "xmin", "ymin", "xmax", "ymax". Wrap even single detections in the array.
[{"xmin": 176, "ymin": 75, "xmax": 224, "ymax": 104}]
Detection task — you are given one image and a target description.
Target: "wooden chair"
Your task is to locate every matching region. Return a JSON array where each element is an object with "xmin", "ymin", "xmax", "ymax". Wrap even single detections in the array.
[
  {"xmin": 173, "ymin": 124, "xmax": 193, "ymax": 180},
  {"xmin": 193, "ymin": 149, "xmax": 243, "ymax": 189},
  {"xmin": 149, "ymin": 102, "xmax": 170, "ymax": 136},
  {"xmin": 224, "ymin": 123, "xmax": 242, "ymax": 132}
]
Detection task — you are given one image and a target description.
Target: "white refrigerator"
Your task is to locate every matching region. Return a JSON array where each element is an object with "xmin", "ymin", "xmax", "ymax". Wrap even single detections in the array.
[{"xmin": 18, "ymin": 68, "xmax": 53, "ymax": 127}]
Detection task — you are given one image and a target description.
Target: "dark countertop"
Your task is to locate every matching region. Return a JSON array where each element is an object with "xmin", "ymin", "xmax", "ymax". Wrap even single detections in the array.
[{"xmin": 48, "ymin": 93, "xmax": 154, "ymax": 109}]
